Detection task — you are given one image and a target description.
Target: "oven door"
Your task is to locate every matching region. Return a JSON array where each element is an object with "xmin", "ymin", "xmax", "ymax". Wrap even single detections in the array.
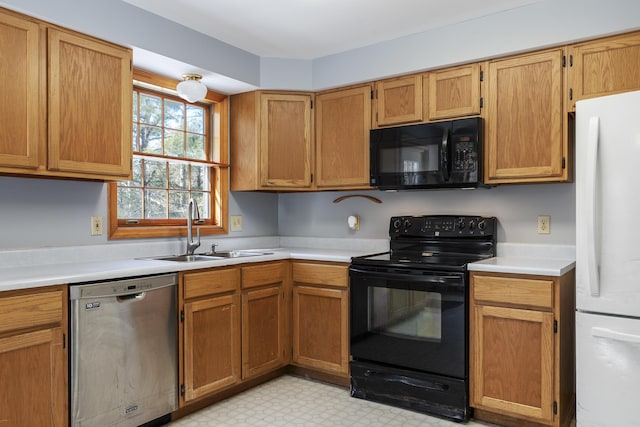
[{"xmin": 350, "ymin": 265, "xmax": 467, "ymax": 379}]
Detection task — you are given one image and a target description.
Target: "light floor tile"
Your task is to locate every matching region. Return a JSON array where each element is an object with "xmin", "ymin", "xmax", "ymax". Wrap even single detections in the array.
[{"xmin": 169, "ymin": 375, "xmax": 498, "ymax": 427}]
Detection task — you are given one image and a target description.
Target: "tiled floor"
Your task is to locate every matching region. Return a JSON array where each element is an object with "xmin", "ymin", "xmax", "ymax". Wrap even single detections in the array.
[{"xmin": 168, "ymin": 375, "xmax": 498, "ymax": 427}]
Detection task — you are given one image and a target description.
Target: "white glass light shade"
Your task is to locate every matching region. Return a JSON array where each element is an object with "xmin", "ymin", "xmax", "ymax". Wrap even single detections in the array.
[{"xmin": 176, "ymin": 74, "xmax": 207, "ymax": 103}]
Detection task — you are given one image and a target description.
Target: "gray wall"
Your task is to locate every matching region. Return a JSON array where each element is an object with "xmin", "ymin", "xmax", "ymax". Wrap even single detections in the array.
[
  {"xmin": 0, "ymin": 0, "xmax": 632, "ymax": 251},
  {"xmin": 278, "ymin": 184, "xmax": 576, "ymax": 245}
]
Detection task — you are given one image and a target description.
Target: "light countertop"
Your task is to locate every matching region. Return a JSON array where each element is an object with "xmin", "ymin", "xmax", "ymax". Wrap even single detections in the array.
[{"xmin": 468, "ymin": 256, "xmax": 575, "ymax": 277}]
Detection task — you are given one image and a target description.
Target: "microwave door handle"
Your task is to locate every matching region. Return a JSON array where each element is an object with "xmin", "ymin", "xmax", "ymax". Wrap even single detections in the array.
[{"xmin": 441, "ymin": 128, "xmax": 450, "ymax": 181}]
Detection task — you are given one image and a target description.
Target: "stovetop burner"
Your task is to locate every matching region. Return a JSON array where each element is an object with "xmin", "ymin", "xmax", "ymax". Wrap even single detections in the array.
[{"xmin": 352, "ymin": 215, "xmax": 497, "ymax": 270}]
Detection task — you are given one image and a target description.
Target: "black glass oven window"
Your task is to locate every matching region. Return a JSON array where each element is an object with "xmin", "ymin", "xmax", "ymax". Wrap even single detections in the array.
[{"xmin": 368, "ymin": 287, "xmax": 442, "ymax": 341}]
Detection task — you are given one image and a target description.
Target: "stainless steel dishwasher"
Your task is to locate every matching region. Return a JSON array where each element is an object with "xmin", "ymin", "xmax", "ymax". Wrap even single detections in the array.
[{"xmin": 70, "ymin": 273, "xmax": 178, "ymax": 427}]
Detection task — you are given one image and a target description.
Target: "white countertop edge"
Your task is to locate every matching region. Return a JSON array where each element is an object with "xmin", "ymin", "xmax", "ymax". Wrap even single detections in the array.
[{"xmin": 469, "ymin": 256, "xmax": 576, "ymax": 277}]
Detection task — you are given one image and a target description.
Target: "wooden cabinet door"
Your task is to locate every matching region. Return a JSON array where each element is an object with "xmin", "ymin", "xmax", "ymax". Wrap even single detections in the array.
[
  {"xmin": 315, "ymin": 85, "xmax": 372, "ymax": 189},
  {"xmin": 48, "ymin": 28, "xmax": 132, "ymax": 178},
  {"xmin": 485, "ymin": 48, "xmax": 567, "ymax": 183},
  {"xmin": 183, "ymin": 293, "xmax": 240, "ymax": 402},
  {"xmin": 292, "ymin": 285, "xmax": 349, "ymax": 376},
  {"xmin": 428, "ymin": 63, "xmax": 482, "ymax": 120},
  {"xmin": 241, "ymin": 285, "xmax": 285, "ymax": 379},
  {"xmin": 374, "ymin": 74, "xmax": 423, "ymax": 127},
  {"xmin": 0, "ymin": 328, "xmax": 67, "ymax": 427},
  {"xmin": 567, "ymin": 31, "xmax": 640, "ymax": 111},
  {"xmin": 0, "ymin": 11, "xmax": 40, "ymax": 170},
  {"xmin": 471, "ymin": 304, "xmax": 554, "ymax": 424},
  {"xmin": 259, "ymin": 93, "xmax": 312, "ymax": 188}
]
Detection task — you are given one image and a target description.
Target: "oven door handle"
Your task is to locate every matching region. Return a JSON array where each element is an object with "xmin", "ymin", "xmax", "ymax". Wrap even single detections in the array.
[{"xmin": 350, "ymin": 267, "xmax": 463, "ymax": 284}]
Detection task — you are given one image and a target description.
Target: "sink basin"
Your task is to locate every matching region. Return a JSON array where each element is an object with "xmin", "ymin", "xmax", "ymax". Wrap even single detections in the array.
[
  {"xmin": 150, "ymin": 254, "xmax": 222, "ymax": 262},
  {"xmin": 202, "ymin": 250, "xmax": 274, "ymax": 258}
]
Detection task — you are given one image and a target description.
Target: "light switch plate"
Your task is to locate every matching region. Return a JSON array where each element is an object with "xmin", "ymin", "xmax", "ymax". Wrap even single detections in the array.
[{"xmin": 230, "ymin": 215, "xmax": 243, "ymax": 232}]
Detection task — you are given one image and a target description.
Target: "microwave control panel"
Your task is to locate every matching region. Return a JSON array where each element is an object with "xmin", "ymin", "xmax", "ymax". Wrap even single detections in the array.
[{"xmin": 452, "ymin": 138, "xmax": 478, "ymax": 172}]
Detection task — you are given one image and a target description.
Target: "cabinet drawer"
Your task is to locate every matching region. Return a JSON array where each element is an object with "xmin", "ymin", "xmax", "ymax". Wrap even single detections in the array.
[
  {"xmin": 183, "ymin": 267, "xmax": 240, "ymax": 299},
  {"xmin": 242, "ymin": 261, "xmax": 285, "ymax": 288},
  {"xmin": 0, "ymin": 287, "xmax": 63, "ymax": 334},
  {"xmin": 472, "ymin": 274, "xmax": 553, "ymax": 309},
  {"xmin": 292, "ymin": 262, "xmax": 348, "ymax": 288}
]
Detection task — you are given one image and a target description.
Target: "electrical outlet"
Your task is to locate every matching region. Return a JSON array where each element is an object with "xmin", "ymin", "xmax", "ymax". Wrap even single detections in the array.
[
  {"xmin": 537, "ymin": 215, "xmax": 550, "ymax": 234},
  {"xmin": 230, "ymin": 215, "xmax": 243, "ymax": 232},
  {"xmin": 91, "ymin": 216, "xmax": 103, "ymax": 236}
]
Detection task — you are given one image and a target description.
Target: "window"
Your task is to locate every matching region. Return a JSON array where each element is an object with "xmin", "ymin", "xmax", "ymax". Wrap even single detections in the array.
[{"xmin": 108, "ymin": 70, "xmax": 228, "ymax": 239}]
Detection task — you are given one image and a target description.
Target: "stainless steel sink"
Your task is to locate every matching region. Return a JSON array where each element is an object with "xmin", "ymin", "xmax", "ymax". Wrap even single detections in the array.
[
  {"xmin": 201, "ymin": 250, "xmax": 274, "ymax": 258},
  {"xmin": 150, "ymin": 254, "xmax": 223, "ymax": 262}
]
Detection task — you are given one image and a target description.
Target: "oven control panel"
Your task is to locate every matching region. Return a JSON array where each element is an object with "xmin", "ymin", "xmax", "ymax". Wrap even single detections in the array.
[{"xmin": 389, "ymin": 215, "xmax": 496, "ymax": 238}]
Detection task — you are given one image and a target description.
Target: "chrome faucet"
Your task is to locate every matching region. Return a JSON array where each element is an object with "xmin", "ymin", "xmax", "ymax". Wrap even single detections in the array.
[{"xmin": 186, "ymin": 198, "xmax": 201, "ymax": 255}]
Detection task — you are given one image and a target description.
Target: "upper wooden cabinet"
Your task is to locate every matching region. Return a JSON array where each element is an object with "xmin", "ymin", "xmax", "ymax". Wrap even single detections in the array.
[
  {"xmin": 315, "ymin": 85, "xmax": 372, "ymax": 189},
  {"xmin": 0, "ymin": 10, "xmax": 40, "ymax": 170},
  {"xmin": 48, "ymin": 28, "xmax": 132, "ymax": 178},
  {"xmin": 0, "ymin": 285, "xmax": 68, "ymax": 427},
  {"xmin": 0, "ymin": 7, "xmax": 132, "ymax": 180},
  {"xmin": 230, "ymin": 91, "xmax": 313, "ymax": 190},
  {"xmin": 373, "ymin": 74, "xmax": 423, "ymax": 127},
  {"xmin": 428, "ymin": 63, "xmax": 482, "ymax": 120},
  {"xmin": 484, "ymin": 48, "xmax": 568, "ymax": 184},
  {"xmin": 567, "ymin": 31, "xmax": 640, "ymax": 111}
]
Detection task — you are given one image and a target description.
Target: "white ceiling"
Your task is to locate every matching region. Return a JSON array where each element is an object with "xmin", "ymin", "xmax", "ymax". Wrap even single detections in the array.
[
  {"xmin": 123, "ymin": 0, "xmax": 540, "ymax": 93},
  {"xmin": 124, "ymin": 0, "xmax": 539, "ymax": 59}
]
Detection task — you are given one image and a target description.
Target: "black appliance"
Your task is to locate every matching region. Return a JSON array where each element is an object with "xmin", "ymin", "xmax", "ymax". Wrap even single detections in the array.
[
  {"xmin": 369, "ymin": 117, "xmax": 484, "ymax": 190},
  {"xmin": 349, "ymin": 215, "xmax": 497, "ymax": 421}
]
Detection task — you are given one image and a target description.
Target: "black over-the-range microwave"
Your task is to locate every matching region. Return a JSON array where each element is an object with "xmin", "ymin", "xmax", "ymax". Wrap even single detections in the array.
[{"xmin": 369, "ymin": 117, "xmax": 485, "ymax": 190}]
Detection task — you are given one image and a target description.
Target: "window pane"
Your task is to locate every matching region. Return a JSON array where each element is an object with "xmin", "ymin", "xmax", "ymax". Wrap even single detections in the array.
[
  {"xmin": 186, "ymin": 105, "xmax": 204, "ymax": 133},
  {"xmin": 165, "ymin": 129, "xmax": 185, "ymax": 157},
  {"xmin": 117, "ymin": 187, "xmax": 142, "ymax": 218},
  {"xmin": 120, "ymin": 158, "xmax": 143, "ymax": 187},
  {"xmin": 140, "ymin": 125, "xmax": 162, "ymax": 154},
  {"xmin": 190, "ymin": 164, "xmax": 208, "ymax": 191},
  {"xmin": 133, "ymin": 91, "xmax": 138, "ymax": 121},
  {"xmin": 164, "ymin": 99, "xmax": 185, "ymax": 130},
  {"xmin": 144, "ymin": 189, "xmax": 167, "ymax": 219},
  {"xmin": 139, "ymin": 93, "xmax": 161, "ymax": 125},
  {"xmin": 192, "ymin": 192, "xmax": 210, "ymax": 218},
  {"xmin": 168, "ymin": 191, "xmax": 189, "ymax": 219},
  {"xmin": 132, "ymin": 124, "xmax": 139, "ymax": 152},
  {"xmin": 168, "ymin": 163, "xmax": 189, "ymax": 189},
  {"xmin": 186, "ymin": 134, "xmax": 205, "ymax": 160},
  {"xmin": 144, "ymin": 159, "xmax": 167, "ymax": 188}
]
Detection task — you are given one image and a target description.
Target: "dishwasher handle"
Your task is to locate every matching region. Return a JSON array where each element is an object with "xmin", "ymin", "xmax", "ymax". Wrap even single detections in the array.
[{"xmin": 117, "ymin": 292, "xmax": 146, "ymax": 302}]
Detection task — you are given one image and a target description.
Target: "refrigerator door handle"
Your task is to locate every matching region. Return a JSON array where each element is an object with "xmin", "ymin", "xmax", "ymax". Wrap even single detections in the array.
[
  {"xmin": 592, "ymin": 326, "xmax": 640, "ymax": 344},
  {"xmin": 586, "ymin": 116, "xmax": 600, "ymax": 296}
]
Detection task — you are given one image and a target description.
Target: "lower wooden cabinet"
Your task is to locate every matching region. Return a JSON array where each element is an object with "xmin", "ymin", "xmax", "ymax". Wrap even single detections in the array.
[
  {"xmin": 291, "ymin": 261, "xmax": 349, "ymax": 377},
  {"xmin": 0, "ymin": 285, "xmax": 67, "ymax": 427},
  {"xmin": 470, "ymin": 271, "xmax": 575, "ymax": 427},
  {"xmin": 241, "ymin": 262, "xmax": 288, "ymax": 380},
  {"xmin": 180, "ymin": 267, "xmax": 241, "ymax": 405}
]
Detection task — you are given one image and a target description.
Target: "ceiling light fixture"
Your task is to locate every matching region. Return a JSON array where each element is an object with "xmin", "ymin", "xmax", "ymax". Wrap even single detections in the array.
[{"xmin": 176, "ymin": 73, "xmax": 207, "ymax": 103}]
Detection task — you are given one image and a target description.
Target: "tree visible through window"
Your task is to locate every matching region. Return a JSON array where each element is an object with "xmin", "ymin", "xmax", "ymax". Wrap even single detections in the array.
[{"xmin": 108, "ymin": 71, "xmax": 228, "ymax": 239}]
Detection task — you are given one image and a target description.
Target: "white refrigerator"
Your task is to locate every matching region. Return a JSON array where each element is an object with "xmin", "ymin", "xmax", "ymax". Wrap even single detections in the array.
[{"xmin": 575, "ymin": 90, "xmax": 640, "ymax": 426}]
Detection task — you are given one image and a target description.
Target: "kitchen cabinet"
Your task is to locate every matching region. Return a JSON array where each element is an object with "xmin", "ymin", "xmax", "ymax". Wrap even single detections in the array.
[
  {"xmin": 470, "ymin": 271, "xmax": 575, "ymax": 427},
  {"xmin": 230, "ymin": 91, "xmax": 313, "ymax": 190},
  {"xmin": 373, "ymin": 74, "xmax": 423, "ymax": 127},
  {"xmin": 567, "ymin": 30, "xmax": 640, "ymax": 112},
  {"xmin": 0, "ymin": 7, "xmax": 132, "ymax": 180},
  {"xmin": 291, "ymin": 261, "xmax": 349, "ymax": 377},
  {"xmin": 180, "ymin": 267, "xmax": 241, "ymax": 404},
  {"xmin": 484, "ymin": 48, "xmax": 568, "ymax": 184},
  {"xmin": 427, "ymin": 63, "xmax": 483, "ymax": 120},
  {"xmin": 241, "ymin": 261, "xmax": 288, "ymax": 379},
  {"xmin": 314, "ymin": 84, "xmax": 372, "ymax": 189},
  {"xmin": 0, "ymin": 285, "xmax": 67, "ymax": 427}
]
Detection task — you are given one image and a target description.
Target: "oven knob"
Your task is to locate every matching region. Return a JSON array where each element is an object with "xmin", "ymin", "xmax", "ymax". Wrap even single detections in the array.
[
  {"xmin": 393, "ymin": 219, "xmax": 402, "ymax": 230},
  {"xmin": 468, "ymin": 220, "xmax": 476, "ymax": 230},
  {"xmin": 403, "ymin": 219, "xmax": 412, "ymax": 230},
  {"xmin": 478, "ymin": 220, "xmax": 486, "ymax": 230},
  {"xmin": 457, "ymin": 218, "xmax": 465, "ymax": 229}
]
